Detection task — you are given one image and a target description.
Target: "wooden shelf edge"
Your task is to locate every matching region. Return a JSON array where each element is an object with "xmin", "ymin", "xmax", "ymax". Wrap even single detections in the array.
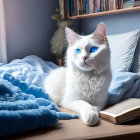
[{"xmin": 68, "ymin": 6, "xmax": 140, "ymax": 19}]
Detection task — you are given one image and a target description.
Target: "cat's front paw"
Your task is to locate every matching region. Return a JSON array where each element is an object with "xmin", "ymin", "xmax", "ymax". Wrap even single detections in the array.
[{"xmin": 81, "ymin": 110, "xmax": 99, "ymax": 126}]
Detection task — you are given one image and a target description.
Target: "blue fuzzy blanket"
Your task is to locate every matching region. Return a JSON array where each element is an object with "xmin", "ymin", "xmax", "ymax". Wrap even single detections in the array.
[{"xmin": 0, "ymin": 55, "xmax": 78, "ymax": 137}]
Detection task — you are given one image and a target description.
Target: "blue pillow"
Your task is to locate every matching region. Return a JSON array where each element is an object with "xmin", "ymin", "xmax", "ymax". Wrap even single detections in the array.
[{"xmin": 107, "ymin": 30, "xmax": 140, "ymax": 72}]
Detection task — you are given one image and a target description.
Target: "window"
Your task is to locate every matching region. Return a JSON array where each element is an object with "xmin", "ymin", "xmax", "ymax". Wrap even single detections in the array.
[{"xmin": 0, "ymin": 0, "xmax": 7, "ymax": 63}]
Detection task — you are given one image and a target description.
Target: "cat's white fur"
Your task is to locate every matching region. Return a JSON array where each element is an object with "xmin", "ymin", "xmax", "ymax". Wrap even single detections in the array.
[{"xmin": 44, "ymin": 23, "xmax": 112, "ymax": 126}]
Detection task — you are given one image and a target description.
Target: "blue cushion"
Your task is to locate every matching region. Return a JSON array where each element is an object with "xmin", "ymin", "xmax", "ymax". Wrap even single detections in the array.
[{"xmin": 107, "ymin": 30, "xmax": 140, "ymax": 72}]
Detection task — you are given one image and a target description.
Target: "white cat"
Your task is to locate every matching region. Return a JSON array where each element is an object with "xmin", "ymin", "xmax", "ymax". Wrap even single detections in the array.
[{"xmin": 44, "ymin": 22, "xmax": 112, "ymax": 126}]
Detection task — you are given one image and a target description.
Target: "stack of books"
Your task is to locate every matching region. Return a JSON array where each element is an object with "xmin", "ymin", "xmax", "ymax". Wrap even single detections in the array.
[
  {"xmin": 59, "ymin": 0, "xmax": 140, "ymax": 19},
  {"xmin": 134, "ymin": 0, "xmax": 140, "ymax": 7},
  {"xmin": 123, "ymin": 0, "xmax": 134, "ymax": 8}
]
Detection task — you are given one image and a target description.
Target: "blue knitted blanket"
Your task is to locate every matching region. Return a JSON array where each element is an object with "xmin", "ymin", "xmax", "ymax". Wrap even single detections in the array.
[{"xmin": 0, "ymin": 55, "xmax": 78, "ymax": 137}]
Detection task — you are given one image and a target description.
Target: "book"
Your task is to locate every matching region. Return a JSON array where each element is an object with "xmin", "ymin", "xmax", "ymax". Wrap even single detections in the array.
[
  {"xmin": 64, "ymin": 0, "xmax": 67, "ymax": 18},
  {"xmin": 92, "ymin": 0, "xmax": 95, "ymax": 12},
  {"xmin": 97, "ymin": 0, "xmax": 101, "ymax": 12},
  {"xmin": 77, "ymin": 0, "xmax": 80, "ymax": 15},
  {"xmin": 99, "ymin": 98, "xmax": 140, "ymax": 124},
  {"xmin": 100, "ymin": 0, "xmax": 105, "ymax": 11},
  {"xmin": 94, "ymin": 0, "xmax": 98, "ymax": 12},
  {"xmin": 59, "ymin": 0, "xmax": 64, "ymax": 19},
  {"xmin": 68, "ymin": 0, "xmax": 72, "ymax": 16},
  {"xmin": 71, "ymin": 0, "xmax": 75, "ymax": 16},
  {"xmin": 79, "ymin": 0, "xmax": 82, "ymax": 14},
  {"xmin": 74, "ymin": 0, "xmax": 77, "ymax": 16},
  {"xmin": 110, "ymin": 0, "xmax": 116, "ymax": 10},
  {"xmin": 81, "ymin": 0, "xmax": 84, "ymax": 14},
  {"xmin": 85, "ymin": 0, "xmax": 90, "ymax": 14},
  {"xmin": 83, "ymin": 0, "xmax": 86, "ymax": 14},
  {"xmin": 134, "ymin": 0, "xmax": 140, "ymax": 7},
  {"xmin": 67, "ymin": 0, "xmax": 70, "ymax": 17},
  {"xmin": 123, "ymin": 0, "xmax": 134, "ymax": 8},
  {"xmin": 89, "ymin": 0, "xmax": 93, "ymax": 13}
]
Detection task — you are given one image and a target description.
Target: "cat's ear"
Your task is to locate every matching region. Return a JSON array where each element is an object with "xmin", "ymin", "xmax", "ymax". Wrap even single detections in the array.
[
  {"xmin": 65, "ymin": 27, "xmax": 81, "ymax": 46},
  {"xmin": 93, "ymin": 22, "xmax": 106, "ymax": 41}
]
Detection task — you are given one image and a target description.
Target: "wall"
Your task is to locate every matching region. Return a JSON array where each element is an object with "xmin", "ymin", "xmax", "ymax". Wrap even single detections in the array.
[
  {"xmin": 3, "ymin": 0, "xmax": 140, "ymax": 62},
  {"xmin": 4, "ymin": 0, "xmax": 59, "ymax": 62},
  {"xmin": 80, "ymin": 11, "xmax": 140, "ymax": 35}
]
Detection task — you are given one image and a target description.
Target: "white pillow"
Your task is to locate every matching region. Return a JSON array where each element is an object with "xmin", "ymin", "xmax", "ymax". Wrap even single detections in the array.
[
  {"xmin": 131, "ymin": 36, "xmax": 140, "ymax": 75},
  {"xmin": 107, "ymin": 30, "xmax": 140, "ymax": 72}
]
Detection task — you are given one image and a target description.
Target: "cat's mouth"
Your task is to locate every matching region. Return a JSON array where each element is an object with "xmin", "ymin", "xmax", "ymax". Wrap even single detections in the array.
[
  {"xmin": 83, "ymin": 61, "xmax": 90, "ymax": 66},
  {"xmin": 78, "ymin": 61, "xmax": 94, "ymax": 71},
  {"xmin": 84, "ymin": 61, "xmax": 87, "ymax": 65}
]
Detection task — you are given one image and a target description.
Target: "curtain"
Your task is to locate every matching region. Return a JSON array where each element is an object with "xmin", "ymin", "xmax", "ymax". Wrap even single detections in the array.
[{"xmin": 0, "ymin": 0, "xmax": 7, "ymax": 63}]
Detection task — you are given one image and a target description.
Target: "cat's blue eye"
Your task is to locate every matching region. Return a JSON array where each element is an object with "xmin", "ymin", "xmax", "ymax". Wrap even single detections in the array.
[
  {"xmin": 90, "ymin": 47, "xmax": 98, "ymax": 53},
  {"xmin": 75, "ymin": 48, "xmax": 81, "ymax": 54}
]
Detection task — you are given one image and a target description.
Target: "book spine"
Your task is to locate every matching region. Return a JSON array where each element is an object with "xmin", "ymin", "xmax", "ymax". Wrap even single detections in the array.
[
  {"xmin": 67, "ymin": 0, "xmax": 70, "ymax": 17},
  {"xmin": 121, "ymin": 0, "xmax": 124, "ymax": 9},
  {"xmin": 105, "ymin": 0, "xmax": 109, "ymax": 11},
  {"xmin": 62, "ymin": 0, "xmax": 65, "ymax": 18},
  {"xmin": 93, "ymin": 0, "xmax": 95, "ymax": 13},
  {"xmin": 110, "ymin": 0, "xmax": 115, "ymax": 10},
  {"xmin": 77, "ymin": 0, "xmax": 80, "ymax": 15},
  {"xmin": 85, "ymin": 0, "xmax": 89, "ymax": 14},
  {"xmin": 81, "ymin": 0, "xmax": 84, "ymax": 14},
  {"xmin": 94, "ymin": 0, "xmax": 98, "ymax": 12},
  {"xmin": 59, "ymin": 0, "xmax": 63, "ymax": 19},
  {"xmin": 108, "ymin": 0, "xmax": 111, "ymax": 11},
  {"xmin": 121, "ymin": 0, "xmax": 123, "ymax": 9},
  {"xmin": 98, "ymin": 0, "xmax": 100, "ymax": 12},
  {"xmin": 118, "ymin": 0, "xmax": 121, "ymax": 9},
  {"xmin": 120, "ymin": 0, "xmax": 122, "ymax": 9},
  {"xmin": 104, "ymin": 0, "xmax": 106, "ymax": 10},
  {"xmin": 69, "ymin": 0, "xmax": 72, "ymax": 16},
  {"xmin": 89, "ymin": 0, "xmax": 93, "ymax": 13},
  {"xmin": 74, "ymin": 0, "xmax": 77, "ymax": 15},
  {"xmin": 100, "ymin": 0, "xmax": 103, "ymax": 12},
  {"xmin": 83, "ymin": 0, "xmax": 86, "ymax": 14},
  {"xmin": 71, "ymin": 0, "xmax": 75, "ymax": 16},
  {"xmin": 79, "ymin": 0, "xmax": 81, "ymax": 14},
  {"xmin": 64, "ymin": 0, "xmax": 67, "ymax": 19},
  {"xmin": 115, "ymin": 0, "xmax": 117, "ymax": 9},
  {"xmin": 112, "ymin": 0, "xmax": 114, "ymax": 10},
  {"xmin": 116, "ymin": 0, "xmax": 119, "ymax": 9},
  {"xmin": 102, "ymin": 0, "xmax": 105, "ymax": 11}
]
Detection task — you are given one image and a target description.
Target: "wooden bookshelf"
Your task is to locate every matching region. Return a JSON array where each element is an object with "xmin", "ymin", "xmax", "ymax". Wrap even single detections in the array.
[{"xmin": 68, "ymin": 6, "xmax": 140, "ymax": 19}]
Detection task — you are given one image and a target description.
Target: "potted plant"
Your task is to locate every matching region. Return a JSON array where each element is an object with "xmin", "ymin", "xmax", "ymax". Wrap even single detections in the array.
[{"xmin": 50, "ymin": 8, "xmax": 74, "ymax": 66}]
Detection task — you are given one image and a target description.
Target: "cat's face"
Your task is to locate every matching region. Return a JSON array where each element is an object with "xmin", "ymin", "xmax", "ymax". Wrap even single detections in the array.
[{"xmin": 65, "ymin": 23, "xmax": 110, "ymax": 72}]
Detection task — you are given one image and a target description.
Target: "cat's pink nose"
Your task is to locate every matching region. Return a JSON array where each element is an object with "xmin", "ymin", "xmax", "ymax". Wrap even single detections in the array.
[{"xmin": 82, "ymin": 56, "xmax": 87, "ymax": 60}]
